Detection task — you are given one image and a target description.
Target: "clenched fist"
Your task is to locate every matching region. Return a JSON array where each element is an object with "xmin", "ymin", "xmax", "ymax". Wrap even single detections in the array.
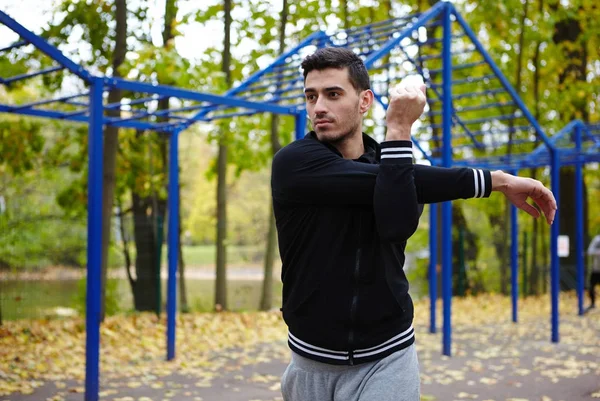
[{"xmin": 386, "ymin": 84, "xmax": 427, "ymax": 141}]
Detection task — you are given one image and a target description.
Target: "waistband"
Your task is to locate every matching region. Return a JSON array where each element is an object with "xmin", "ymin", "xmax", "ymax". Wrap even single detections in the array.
[{"xmin": 287, "ymin": 325, "xmax": 415, "ymax": 365}]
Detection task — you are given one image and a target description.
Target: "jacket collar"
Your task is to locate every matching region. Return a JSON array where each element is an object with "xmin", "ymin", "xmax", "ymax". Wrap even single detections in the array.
[{"xmin": 306, "ymin": 131, "xmax": 380, "ymax": 164}]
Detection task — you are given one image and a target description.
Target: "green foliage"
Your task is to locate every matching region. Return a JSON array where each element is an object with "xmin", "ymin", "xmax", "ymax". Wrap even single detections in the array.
[
  {"xmin": 0, "ymin": 118, "xmax": 44, "ymax": 174},
  {"xmin": 0, "ymin": 167, "xmax": 88, "ymax": 269},
  {"xmin": 73, "ymin": 278, "xmax": 122, "ymax": 316}
]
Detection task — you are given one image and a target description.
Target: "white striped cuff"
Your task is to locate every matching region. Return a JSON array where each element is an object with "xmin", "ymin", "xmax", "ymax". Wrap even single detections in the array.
[
  {"xmin": 380, "ymin": 143, "xmax": 413, "ymax": 161},
  {"xmin": 472, "ymin": 168, "xmax": 486, "ymax": 198}
]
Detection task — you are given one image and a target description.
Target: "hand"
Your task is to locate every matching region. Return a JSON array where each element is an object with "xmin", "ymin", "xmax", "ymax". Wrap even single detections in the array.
[
  {"xmin": 491, "ymin": 171, "xmax": 557, "ymax": 224},
  {"xmin": 385, "ymin": 84, "xmax": 427, "ymax": 141}
]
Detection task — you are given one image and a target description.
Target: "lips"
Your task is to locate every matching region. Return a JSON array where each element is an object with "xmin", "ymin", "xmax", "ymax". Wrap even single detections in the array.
[{"xmin": 314, "ymin": 119, "xmax": 333, "ymax": 127}]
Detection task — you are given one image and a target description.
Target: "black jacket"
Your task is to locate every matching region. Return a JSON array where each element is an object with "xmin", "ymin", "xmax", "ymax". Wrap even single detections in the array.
[{"xmin": 271, "ymin": 132, "xmax": 491, "ymax": 365}]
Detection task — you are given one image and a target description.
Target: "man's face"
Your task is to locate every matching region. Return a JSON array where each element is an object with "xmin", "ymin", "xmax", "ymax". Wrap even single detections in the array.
[{"xmin": 304, "ymin": 67, "xmax": 371, "ymax": 144}]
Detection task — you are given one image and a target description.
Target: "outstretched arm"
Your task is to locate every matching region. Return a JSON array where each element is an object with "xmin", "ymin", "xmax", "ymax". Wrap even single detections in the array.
[{"xmin": 490, "ymin": 171, "xmax": 557, "ymax": 225}]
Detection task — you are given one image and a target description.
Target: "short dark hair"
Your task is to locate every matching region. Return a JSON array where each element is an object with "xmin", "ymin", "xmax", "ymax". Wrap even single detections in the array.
[{"xmin": 301, "ymin": 47, "xmax": 371, "ymax": 92}]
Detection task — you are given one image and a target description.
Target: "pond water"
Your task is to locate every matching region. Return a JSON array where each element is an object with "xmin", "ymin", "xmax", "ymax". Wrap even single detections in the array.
[{"xmin": 0, "ymin": 278, "xmax": 283, "ymax": 321}]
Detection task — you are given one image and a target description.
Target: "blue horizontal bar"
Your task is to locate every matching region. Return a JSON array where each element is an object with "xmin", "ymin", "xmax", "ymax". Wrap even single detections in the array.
[
  {"xmin": 428, "ymin": 88, "xmax": 506, "ymax": 103},
  {"xmin": 106, "ymin": 77, "xmax": 297, "ymax": 117},
  {"xmin": 426, "ymin": 101, "xmax": 515, "ymax": 116},
  {"xmin": 429, "ymin": 74, "xmax": 498, "ymax": 87},
  {"xmin": 417, "ymin": 48, "xmax": 476, "ymax": 62},
  {"xmin": 0, "ymin": 40, "xmax": 28, "ymax": 53},
  {"xmin": 0, "ymin": 11, "xmax": 93, "ymax": 82},
  {"xmin": 430, "ymin": 137, "xmax": 536, "ymax": 153},
  {"xmin": 2, "ymin": 65, "xmax": 64, "ymax": 85},
  {"xmin": 105, "ymin": 95, "xmax": 166, "ymax": 110},
  {"xmin": 64, "ymin": 99, "xmax": 89, "ymax": 107},
  {"xmin": 10, "ymin": 92, "xmax": 88, "ymax": 111},
  {"xmin": 420, "ymin": 34, "xmax": 467, "ymax": 46},
  {"xmin": 342, "ymin": 14, "xmax": 414, "ymax": 35},
  {"xmin": 426, "ymin": 60, "xmax": 487, "ymax": 75},
  {"xmin": 262, "ymin": 69, "xmax": 301, "ymax": 82},
  {"xmin": 241, "ymin": 86, "xmax": 303, "ymax": 101},
  {"xmin": 365, "ymin": 2, "xmax": 447, "ymax": 69},
  {"xmin": 204, "ymin": 109, "xmax": 264, "ymax": 121},
  {"xmin": 244, "ymin": 76, "xmax": 302, "ymax": 93},
  {"xmin": 452, "ymin": 7, "xmax": 554, "ymax": 151},
  {"xmin": 459, "ymin": 114, "xmax": 521, "ymax": 126},
  {"xmin": 345, "ymin": 27, "xmax": 414, "ymax": 48},
  {"xmin": 418, "ymin": 124, "xmax": 533, "ymax": 138},
  {"xmin": 1, "ymin": 101, "xmax": 166, "ymax": 131}
]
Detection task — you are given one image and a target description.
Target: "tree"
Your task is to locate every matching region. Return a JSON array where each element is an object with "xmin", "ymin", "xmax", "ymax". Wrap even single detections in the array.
[
  {"xmin": 100, "ymin": 0, "xmax": 127, "ymax": 320},
  {"xmin": 214, "ymin": 0, "xmax": 233, "ymax": 311},
  {"xmin": 260, "ymin": 0, "xmax": 288, "ymax": 311}
]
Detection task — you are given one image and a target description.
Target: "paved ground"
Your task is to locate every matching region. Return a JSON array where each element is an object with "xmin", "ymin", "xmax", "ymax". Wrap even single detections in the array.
[{"xmin": 4, "ymin": 308, "xmax": 600, "ymax": 401}]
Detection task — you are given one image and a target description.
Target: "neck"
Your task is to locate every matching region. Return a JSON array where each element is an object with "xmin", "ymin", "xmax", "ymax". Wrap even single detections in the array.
[{"xmin": 334, "ymin": 130, "xmax": 364, "ymax": 159}]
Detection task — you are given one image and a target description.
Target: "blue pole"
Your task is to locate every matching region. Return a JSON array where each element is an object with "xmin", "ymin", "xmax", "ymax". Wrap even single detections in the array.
[
  {"xmin": 429, "ymin": 203, "xmax": 438, "ymax": 334},
  {"xmin": 85, "ymin": 76, "xmax": 104, "ymax": 401},
  {"xmin": 441, "ymin": 2, "xmax": 453, "ymax": 357},
  {"xmin": 295, "ymin": 112, "xmax": 307, "ymax": 141},
  {"xmin": 550, "ymin": 149, "xmax": 560, "ymax": 342},
  {"xmin": 511, "ymin": 170, "xmax": 519, "ymax": 323},
  {"xmin": 574, "ymin": 123, "xmax": 584, "ymax": 316},
  {"xmin": 167, "ymin": 130, "xmax": 180, "ymax": 360}
]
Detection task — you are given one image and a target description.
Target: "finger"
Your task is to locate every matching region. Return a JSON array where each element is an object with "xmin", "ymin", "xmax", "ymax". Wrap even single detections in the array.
[
  {"xmin": 534, "ymin": 187, "xmax": 557, "ymax": 222},
  {"xmin": 531, "ymin": 196, "xmax": 556, "ymax": 224},
  {"xmin": 517, "ymin": 202, "xmax": 541, "ymax": 219},
  {"xmin": 419, "ymin": 84, "xmax": 426, "ymax": 95}
]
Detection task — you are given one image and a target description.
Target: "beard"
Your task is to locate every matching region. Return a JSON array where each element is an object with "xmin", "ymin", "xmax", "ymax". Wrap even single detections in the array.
[{"xmin": 315, "ymin": 119, "xmax": 361, "ymax": 145}]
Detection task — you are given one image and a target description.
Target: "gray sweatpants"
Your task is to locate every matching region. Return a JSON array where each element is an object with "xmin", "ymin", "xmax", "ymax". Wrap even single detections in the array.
[{"xmin": 281, "ymin": 344, "xmax": 420, "ymax": 401}]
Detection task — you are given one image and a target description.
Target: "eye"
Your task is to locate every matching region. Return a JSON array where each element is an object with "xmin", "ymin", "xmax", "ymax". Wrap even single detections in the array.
[
  {"xmin": 306, "ymin": 94, "xmax": 316, "ymax": 102},
  {"xmin": 329, "ymin": 92, "xmax": 340, "ymax": 98}
]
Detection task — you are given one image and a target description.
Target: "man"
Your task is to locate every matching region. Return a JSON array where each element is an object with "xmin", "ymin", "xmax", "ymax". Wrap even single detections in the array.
[
  {"xmin": 587, "ymin": 234, "xmax": 600, "ymax": 309},
  {"xmin": 271, "ymin": 47, "xmax": 556, "ymax": 401}
]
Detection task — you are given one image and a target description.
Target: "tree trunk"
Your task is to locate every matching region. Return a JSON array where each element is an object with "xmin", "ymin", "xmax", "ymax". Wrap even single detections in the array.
[
  {"xmin": 528, "ymin": 0, "xmax": 543, "ymax": 295},
  {"xmin": 260, "ymin": 200, "xmax": 278, "ymax": 310},
  {"xmin": 100, "ymin": 0, "xmax": 127, "ymax": 321},
  {"xmin": 552, "ymin": 2, "xmax": 589, "ymax": 290},
  {"xmin": 260, "ymin": 0, "xmax": 287, "ymax": 311},
  {"xmin": 131, "ymin": 192, "xmax": 160, "ymax": 310},
  {"xmin": 215, "ymin": 0, "xmax": 233, "ymax": 311},
  {"xmin": 215, "ymin": 141, "xmax": 228, "ymax": 310},
  {"xmin": 178, "ymin": 208, "xmax": 189, "ymax": 312}
]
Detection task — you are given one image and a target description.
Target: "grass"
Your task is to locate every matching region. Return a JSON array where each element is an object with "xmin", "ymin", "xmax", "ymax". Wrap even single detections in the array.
[{"xmin": 108, "ymin": 244, "xmax": 273, "ymax": 268}]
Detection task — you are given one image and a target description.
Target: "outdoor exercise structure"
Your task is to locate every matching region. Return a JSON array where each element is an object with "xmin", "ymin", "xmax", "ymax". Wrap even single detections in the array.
[{"xmin": 1, "ymin": 2, "xmax": 598, "ymax": 401}]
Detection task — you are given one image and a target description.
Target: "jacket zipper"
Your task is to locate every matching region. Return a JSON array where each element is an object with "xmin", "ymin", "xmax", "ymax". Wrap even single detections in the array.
[{"xmin": 348, "ymin": 247, "xmax": 361, "ymax": 365}]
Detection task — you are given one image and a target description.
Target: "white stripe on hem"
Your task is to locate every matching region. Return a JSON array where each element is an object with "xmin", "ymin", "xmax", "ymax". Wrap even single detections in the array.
[
  {"xmin": 381, "ymin": 154, "xmax": 413, "ymax": 159},
  {"xmin": 354, "ymin": 330, "xmax": 414, "ymax": 358},
  {"xmin": 381, "ymin": 147, "xmax": 413, "ymax": 153},
  {"xmin": 288, "ymin": 332, "xmax": 348, "ymax": 355},
  {"xmin": 288, "ymin": 325, "xmax": 414, "ymax": 361},
  {"xmin": 288, "ymin": 337, "xmax": 350, "ymax": 361},
  {"xmin": 354, "ymin": 325, "xmax": 414, "ymax": 352}
]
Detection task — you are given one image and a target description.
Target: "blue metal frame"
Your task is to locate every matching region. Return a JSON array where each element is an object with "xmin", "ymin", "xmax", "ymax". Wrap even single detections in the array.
[
  {"xmin": 1, "ymin": 5, "xmax": 598, "ymax": 401},
  {"xmin": 166, "ymin": 129, "xmax": 180, "ymax": 361},
  {"xmin": 441, "ymin": 2, "xmax": 453, "ymax": 357},
  {"xmin": 84, "ymin": 76, "xmax": 104, "ymax": 401},
  {"xmin": 511, "ymin": 171, "xmax": 519, "ymax": 323},
  {"xmin": 429, "ymin": 203, "xmax": 438, "ymax": 334}
]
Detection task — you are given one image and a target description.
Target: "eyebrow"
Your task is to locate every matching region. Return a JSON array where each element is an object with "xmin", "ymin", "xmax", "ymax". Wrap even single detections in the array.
[{"xmin": 304, "ymin": 86, "xmax": 346, "ymax": 93}]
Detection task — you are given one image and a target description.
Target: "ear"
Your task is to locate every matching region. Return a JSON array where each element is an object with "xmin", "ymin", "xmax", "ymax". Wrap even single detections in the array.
[{"xmin": 359, "ymin": 89, "xmax": 374, "ymax": 114}]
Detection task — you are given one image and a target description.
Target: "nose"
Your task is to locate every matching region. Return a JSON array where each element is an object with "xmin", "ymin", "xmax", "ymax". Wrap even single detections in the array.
[{"xmin": 313, "ymin": 96, "xmax": 328, "ymax": 117}]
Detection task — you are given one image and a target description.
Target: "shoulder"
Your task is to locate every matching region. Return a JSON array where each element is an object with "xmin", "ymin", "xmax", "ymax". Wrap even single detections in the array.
[{"xmin": 273, "ymin": 135, "xmax": 333, "ymax": 167}]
